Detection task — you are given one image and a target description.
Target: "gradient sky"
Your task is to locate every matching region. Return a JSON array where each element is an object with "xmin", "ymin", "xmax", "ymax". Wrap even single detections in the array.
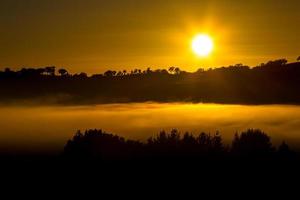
[{"xmin": 1, "ymin": 0, "xmax": 300, "ymax": 73}]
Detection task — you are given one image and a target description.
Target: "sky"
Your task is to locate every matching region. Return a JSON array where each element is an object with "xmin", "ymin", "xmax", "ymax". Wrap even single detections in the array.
[{"xmin": 0, "ymin": 0, "xmax": 300, "ymax": 74}]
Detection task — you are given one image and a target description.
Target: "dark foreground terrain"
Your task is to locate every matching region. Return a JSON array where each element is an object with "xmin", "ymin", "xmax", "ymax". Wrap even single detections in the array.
[
  {"xmin": 2, "ymin": 128, "xmax": 299, "ymax": 164},
  {"xmin": 1, "ymin": 128, "xmax": 300, "ymax": 188}
]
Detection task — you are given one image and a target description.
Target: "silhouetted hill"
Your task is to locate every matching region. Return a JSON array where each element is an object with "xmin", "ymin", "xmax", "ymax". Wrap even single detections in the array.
[{"xmin": 1, "ymin": 59, "xmax": 300, "ymax": 105}]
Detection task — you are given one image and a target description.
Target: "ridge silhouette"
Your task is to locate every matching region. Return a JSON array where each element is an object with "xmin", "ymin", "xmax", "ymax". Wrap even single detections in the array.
[{"xmin": 1, "ymin": 58, "xmax": 300, "ymax": 105}]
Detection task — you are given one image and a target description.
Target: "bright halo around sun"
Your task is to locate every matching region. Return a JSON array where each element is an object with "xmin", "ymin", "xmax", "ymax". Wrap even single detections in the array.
[{"xmin": 192, "ymin": 34, "xmax": 214, "ymax": 57}]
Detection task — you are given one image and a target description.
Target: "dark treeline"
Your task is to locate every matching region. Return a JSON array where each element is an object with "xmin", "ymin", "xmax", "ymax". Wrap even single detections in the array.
[
  {"xmin": 64, "ymin": 129, "xmax": 298, "ymax": 162},
  {"xmin": 1, "ymin": 58, "xmax": 300, "ymax": 104}
]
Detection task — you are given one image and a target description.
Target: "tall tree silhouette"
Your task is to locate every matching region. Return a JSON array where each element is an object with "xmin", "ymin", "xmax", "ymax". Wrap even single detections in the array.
[{"xmin": 231, "ymin": 129, "xmax": 274, "ymax": 156}]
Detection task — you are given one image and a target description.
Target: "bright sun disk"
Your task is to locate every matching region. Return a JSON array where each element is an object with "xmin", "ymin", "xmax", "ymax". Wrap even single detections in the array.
[{"xmin": 192, "ymin": 34, "xmax": 214, "ymax": 57}]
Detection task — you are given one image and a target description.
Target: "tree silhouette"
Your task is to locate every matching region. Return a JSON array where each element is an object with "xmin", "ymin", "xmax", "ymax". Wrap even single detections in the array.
[
  {"xmin": 45, "ymin": 66, "xmax": 55, "ymax": 76},
  {"xmin": 4, "ymin": 68, "xmax": 11, "ymax": 73},
  {"xmin": 104, "ymin": 70, "xmax": 116, "ymax": 77},
  {"xmin": 231, "ymin": 129, "xmax": 274, "ymax": 156},
  {"xmin": 168, "ymin": 67, "xmax": 175, "ymax": 74},
  {"xmin": 277, "ymin": 141, "xmax": 295, "ymax": 158},
  {"xmin": 64, "ymin": 129, "xmax": 143, "ymax": 159},
  {"xmin": 263, "ymin": 59, "xmax": 288, "ymax": 67},
  {"xmin": 174, "ymin": 67, "xmax": 181, "ymax": 75},
  {"xmin": 73, "ymin": 72, "xmax": 88, "ymax": 79},
  {"xmin": 146, "ymin": 67, "xmax": 152, "ymax": 74},
  {"xmin": 63, "ymin": 128, "xmax": 299, "ymax": 162},
  {"xmin": 58, "ymin": 68, "xmax": 68, "ymax": 76},
  {"xmin": 211, "ymin": 131, "xmax": 224, "ymax": 153}
]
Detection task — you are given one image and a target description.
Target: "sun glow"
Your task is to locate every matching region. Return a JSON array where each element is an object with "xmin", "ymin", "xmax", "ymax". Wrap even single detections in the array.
[{"xmin": 192, "ymin": 34, "xmax": 214, "ymax": 57}]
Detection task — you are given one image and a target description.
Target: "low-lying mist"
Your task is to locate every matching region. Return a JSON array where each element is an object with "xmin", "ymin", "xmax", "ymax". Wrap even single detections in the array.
[{"xmin": 0, "ymin": 103, "xmax": 300, "ymax": 154}]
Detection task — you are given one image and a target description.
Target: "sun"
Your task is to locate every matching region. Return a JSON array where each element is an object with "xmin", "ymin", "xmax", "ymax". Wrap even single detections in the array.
[{"xmin": 192, "ymin": 34, "xmax": 214, "ymax": 57}]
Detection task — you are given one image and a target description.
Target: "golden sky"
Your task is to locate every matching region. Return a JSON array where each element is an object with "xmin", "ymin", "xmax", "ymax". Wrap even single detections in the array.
[{"xmin": 1, "ymin": 0, "xmax": 300, "ymax": 74}]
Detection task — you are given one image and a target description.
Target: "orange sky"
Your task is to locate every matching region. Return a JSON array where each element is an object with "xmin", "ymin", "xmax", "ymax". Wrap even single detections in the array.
[{"xmin": 0, "ymin": 0, "xmax": 300, "ymax": 74}]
